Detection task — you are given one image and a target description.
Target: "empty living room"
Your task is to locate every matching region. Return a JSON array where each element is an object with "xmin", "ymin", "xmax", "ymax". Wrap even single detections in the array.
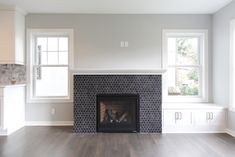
[{"xmin": 0, "ymin": 0, "xmax": 235, "ymax": 156}]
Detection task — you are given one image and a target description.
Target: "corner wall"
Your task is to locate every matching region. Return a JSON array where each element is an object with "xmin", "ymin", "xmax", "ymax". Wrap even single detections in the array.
[{"xmin": 213, "ymin": 1, "xmax": 235, "ymax": 131}]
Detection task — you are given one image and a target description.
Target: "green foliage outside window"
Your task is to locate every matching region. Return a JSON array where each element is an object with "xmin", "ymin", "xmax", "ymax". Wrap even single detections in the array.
[{"xmin": 176, "ymin": 38, "xmax": 199, "ymax": 96}]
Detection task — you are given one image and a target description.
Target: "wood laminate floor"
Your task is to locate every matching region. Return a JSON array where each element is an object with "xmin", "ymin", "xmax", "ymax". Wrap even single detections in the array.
[{"xmin": 0, "ymin": 127, "xmax": 235, "ymax": 157}]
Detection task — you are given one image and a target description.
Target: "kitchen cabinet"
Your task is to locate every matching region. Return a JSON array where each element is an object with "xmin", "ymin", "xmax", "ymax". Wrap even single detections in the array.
[
  {"xmin": 0, "ymin": 85, "xmax": 25, "ymax": 136},
  {"xmin": 0, "ymin": 7, "xmax": 26, "ymax": 64}
]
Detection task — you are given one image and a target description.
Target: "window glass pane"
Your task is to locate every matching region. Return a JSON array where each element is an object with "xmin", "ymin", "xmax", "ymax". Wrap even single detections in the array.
[
  {"xmin": 48, "ymin": 52, "xmax": 58, "ymax": 65},
  {"xmin": 48, "ymin": 37, "xmax": 58, "ymax": 51},
  {"xmin": 35, "ymin": 67, "xmax": 68, "ymax": 97},
  {"xmin": 167, "ymin": 67, "xmax": 199, "ymax": 96},
  {"xmin": 59, "ymin": 37, "xmax": 68, "ymax": 51},
  {"xmin": 59, "ymin": 52, "xmax": 68, "ymax": 65},
  {"xmin": 168, "ymin": 38, "xmax": 176, "ymax": 65},
  {"xmin": 37, "ymin": 37, "xmax": 47, "ymax": 51},
  {"xmin": 40, "ymin": 51, "xmax": 48, "ymax": 65},
  {"xmin": 176, "ymin": 38, "xmax": 199, "ymax": 65}
]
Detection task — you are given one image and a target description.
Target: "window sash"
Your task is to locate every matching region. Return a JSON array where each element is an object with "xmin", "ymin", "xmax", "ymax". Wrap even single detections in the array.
[
  {"xmin": 35, "ymin": 36, "xmax": 69, "ymax": 66},
  {"xmin": 167, "ymin": 37, "xmax": 201, "ymax": 66},
  {"xmin": 167, "ymin": 66, "xmax": 202, "ymax": 97},
  {"xmin": 162, "ymin": 29, "xmax": 208, "ymax": 102},
  {"xmin": 33, "ymin": 35, "xmax": 70, "ymax": 98},
  {"xmin": 167, "ymin": 36, "xmax": 202, "ymax": 97},
  {"xmin": 32, "ymin": 65, "xmax": 69, "ymax": 98},
  {"xmin": 27, "ymin": 29, "xmax": 74, "ymax": 103}
]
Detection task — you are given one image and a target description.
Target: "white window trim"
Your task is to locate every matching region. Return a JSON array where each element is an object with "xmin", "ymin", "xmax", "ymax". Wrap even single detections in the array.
[
  {"xmin": 229, "ymin": 19, "xmax": 235, "ymax": 112},
  {"xmin": 162, "ymin": 29, "xmax": 208, "ymax": 103},
  {"xmin": 27, "ymin": 29, "xmax": 74, "ymax": 103}
]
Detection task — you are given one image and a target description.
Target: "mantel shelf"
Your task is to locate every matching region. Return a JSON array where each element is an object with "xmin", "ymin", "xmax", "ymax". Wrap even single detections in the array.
[{"xmin": 72, "ymin": 69, "xmax": 167, "ymax": 75}]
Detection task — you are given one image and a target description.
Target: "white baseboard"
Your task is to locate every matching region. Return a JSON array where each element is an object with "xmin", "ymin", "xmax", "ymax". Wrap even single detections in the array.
[
  {"xmin": 226, "ymin": 129, "xmax": 235, "ymax": 137},
  {"xmin": 162, "ymin": 131, "xmax": 226, "ymax": 134},
  {"xmin": 25, "ymin": 121, "xmax": 74, "ymax": 126},
  {"xmin": 162, "ymin": 128, "xmax": 227, "ymax": 133},
  {"xmin": 0, "ymin": 124, "xmax": 24, "ymax": 136},
  {"xmin": 0, "ymin": 128, "xmax": 8, "ymax": 136}
]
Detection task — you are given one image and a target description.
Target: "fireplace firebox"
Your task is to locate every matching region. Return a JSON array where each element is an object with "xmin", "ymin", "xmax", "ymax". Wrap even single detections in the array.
[{"xmin": 96, "ymin": 94, "xmax": 140, "ymax": 133}]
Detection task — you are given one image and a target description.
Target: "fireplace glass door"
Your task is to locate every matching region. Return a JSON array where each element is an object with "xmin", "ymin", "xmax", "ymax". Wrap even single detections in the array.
[{"xmin": 96, "ymin": 94, "xmax": 139, "ymax": 132}]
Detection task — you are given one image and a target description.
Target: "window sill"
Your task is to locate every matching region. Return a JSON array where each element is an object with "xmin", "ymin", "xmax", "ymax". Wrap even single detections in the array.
[
  {"xmin": 27, "ymin": 97, "xmax": 73, "ymax": 104},
  {"xmin": 163, "ymin": 102, "xmax": 227, "ymax": 110},
  {"xmin": 163, "ymin": 96, "xmax": 208, "ymax": 103},
  {"xmin": 229, "ymin": 108, "xmax": 235, "ymax": 112}
]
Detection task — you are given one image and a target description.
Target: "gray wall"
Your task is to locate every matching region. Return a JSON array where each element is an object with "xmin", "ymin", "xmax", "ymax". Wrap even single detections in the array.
[
  {"xmin": 25, "ymin": 14, "xmax": 212, "ymax": 122},
  {"xmin": 213, "ymin": 1, "xmax": 235, "ymax": 131}
]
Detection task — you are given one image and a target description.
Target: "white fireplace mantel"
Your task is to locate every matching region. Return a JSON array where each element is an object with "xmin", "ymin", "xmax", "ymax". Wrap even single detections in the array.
[{"xmin": 72, "ymin": 69, "xmax": 167, "ymax": 75}]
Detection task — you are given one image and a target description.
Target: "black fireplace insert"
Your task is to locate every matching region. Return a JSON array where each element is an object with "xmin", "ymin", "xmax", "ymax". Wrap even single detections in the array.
[{"xmin": 96, "ymin": 94, "xmax": 140, "ymax": 133}]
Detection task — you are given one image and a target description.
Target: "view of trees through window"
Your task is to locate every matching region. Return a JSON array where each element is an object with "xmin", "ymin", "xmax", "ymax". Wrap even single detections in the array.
[{"xmin": 167, "ymin": 37, "xmax": 200, "ymax": 96}]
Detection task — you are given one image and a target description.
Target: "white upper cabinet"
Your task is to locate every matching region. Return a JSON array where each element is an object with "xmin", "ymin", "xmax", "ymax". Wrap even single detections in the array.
[{"xmin": 0, "ymin": 6, "xmax": 26, "ymax": 65}]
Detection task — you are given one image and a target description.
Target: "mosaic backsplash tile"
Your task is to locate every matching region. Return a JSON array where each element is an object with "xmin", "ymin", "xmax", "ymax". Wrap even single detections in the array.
[
  {"xmin": 74, "ymin": 75, "xmax": 162, "ymax": 133},
  {"xmin": 0, "ymin": 64, "xmax": 26, "ymax": 85}
]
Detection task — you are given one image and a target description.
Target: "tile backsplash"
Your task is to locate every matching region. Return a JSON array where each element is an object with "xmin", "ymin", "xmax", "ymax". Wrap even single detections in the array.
[{"xmin": 0, "ymin": 64, "xmax": 26, "ymax": 85}]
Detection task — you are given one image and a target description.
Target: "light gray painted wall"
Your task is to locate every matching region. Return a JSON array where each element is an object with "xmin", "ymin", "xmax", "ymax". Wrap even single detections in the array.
[
  {"xmin": 213, "ymin": 1, "xmax": 235, "ymax": 131},
  {"xmin": 25, "ymin": 14, "xmax": 212, "ymax": 122}
]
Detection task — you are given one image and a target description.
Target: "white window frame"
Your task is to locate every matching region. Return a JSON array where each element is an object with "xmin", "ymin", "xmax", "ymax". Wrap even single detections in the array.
[
  {"xmin": 27, "ymin": 29, "xmax": 74, "ymax": 103},
  {"xmin": 229, "ymin": 19, "xmax": 235, "ymax": 111},
  {"xmin": 162, "ymin": 29, "xmax": 208, "ymax": 102}
]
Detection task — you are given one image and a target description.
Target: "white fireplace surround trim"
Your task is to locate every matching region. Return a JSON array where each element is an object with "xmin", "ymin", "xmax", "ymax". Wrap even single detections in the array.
[{"xmin": 72, "ymin": 69, "xmax": 167, "ymax": 75}]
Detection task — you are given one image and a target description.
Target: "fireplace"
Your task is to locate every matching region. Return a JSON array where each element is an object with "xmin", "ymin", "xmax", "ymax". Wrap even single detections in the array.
[
  {"xmin": 96, "ymin": 94, "xmax": 140, "ymax": 133},
  {"xmin": 74, "ymin": 75, "xmax": 162, "ymax": 133}
]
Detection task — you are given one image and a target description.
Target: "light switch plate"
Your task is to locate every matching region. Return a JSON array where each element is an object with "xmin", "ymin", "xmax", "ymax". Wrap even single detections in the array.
[
  {"xmin": 125, "ymin": 41, "xmax": 129, "ymax": 47},
  {"xmin": 120, "ymin": 41, "xmax": 125, "ymax": 47}
]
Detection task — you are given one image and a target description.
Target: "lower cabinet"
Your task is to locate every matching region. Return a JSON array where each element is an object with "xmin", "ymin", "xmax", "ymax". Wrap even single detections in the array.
[
  {"xmin": 164, "ymin": 110, "xmax": 192, "ymax": 128},
  {"xmin": 0, "ymin": 85, "xmax": 25, "ymax": 136},
  {"xmin": 163, "ymin": 107, "xmax": 227, "ymax": 133},
  {"xmin": 194, "ymin": 110, "xmax": 226, "ymax": 131}
]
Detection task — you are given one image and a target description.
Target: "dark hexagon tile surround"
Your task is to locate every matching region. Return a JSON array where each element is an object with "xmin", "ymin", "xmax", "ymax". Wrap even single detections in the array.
[{"xmin": 74, "ymin": 75, "xmax": 162, "ymax": 133}]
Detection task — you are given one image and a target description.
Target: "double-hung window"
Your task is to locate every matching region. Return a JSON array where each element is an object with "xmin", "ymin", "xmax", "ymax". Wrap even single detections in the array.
[
  {"xmin": 230, "ymin": 19, "xmax": 235, "ymax": 110},
  {"xmin": 27, "ymin": 29, "xmax": 74, "ymax": 103},
  {"xmin": 163, "ymin": 30, "xmax": 208, "ymax": 102}
]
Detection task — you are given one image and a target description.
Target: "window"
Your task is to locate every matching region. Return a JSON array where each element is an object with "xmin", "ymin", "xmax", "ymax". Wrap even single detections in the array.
[
  {"xmin": 230, "ymin": 19, "xmax": 235, "ymax": 110},
  {"xmin": 27, "ymin": 29, "xmax": 74, "ymax": 103},
  {"xmin": 162, "ymin": 30, "xmax": 208, "ymax": 102}
]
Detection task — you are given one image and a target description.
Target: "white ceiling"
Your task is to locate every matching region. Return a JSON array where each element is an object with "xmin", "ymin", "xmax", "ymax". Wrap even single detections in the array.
[{"xmin": 0, "ymin": 0, "xmax": 233, "ymax": 14}]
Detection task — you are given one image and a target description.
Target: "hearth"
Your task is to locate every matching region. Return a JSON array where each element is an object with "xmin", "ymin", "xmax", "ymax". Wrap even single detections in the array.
[{"xmin": 96, "ymin": 94, "xmax": 139, "ymax": 133}]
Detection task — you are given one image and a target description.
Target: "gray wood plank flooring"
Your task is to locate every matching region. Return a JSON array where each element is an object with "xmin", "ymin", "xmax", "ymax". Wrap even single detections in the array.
[{"xmin": 0, "ymin": 127, "xmax": 235, "ymax": 157}]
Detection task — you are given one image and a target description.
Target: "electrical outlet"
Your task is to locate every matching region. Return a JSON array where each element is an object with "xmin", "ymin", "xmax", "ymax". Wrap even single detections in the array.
[{"xmin": 51, "ymin": 108, "xmax": 56, "ymax": 115}]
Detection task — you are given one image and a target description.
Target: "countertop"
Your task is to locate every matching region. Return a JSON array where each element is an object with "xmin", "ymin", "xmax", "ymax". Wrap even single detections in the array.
[{"xmin": 0, "ymin": 84, "xmax": 26, "ymax": 88}]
